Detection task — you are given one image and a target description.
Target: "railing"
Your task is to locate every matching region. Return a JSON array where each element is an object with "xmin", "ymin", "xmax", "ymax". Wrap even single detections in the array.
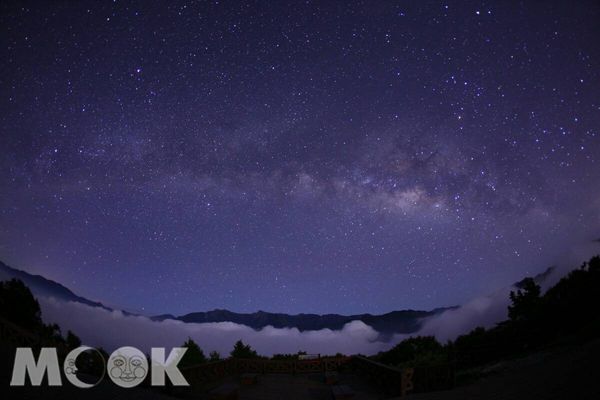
[
  {"xmin": 180, "ymin": 355, "xmax": 431, "ymax": 397},
  {"xmin": 180, "ymin": 358, "xmax": 238, "ymax": 386},
  {"xmin": 181, "ymin": 356, "xmax": 350, "ymax": 386}
]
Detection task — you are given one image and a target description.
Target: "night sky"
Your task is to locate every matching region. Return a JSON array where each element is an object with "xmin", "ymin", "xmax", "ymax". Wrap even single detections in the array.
[{"xmin": 1, "ymin": 1, "xmax": 599, "ymax": 316}]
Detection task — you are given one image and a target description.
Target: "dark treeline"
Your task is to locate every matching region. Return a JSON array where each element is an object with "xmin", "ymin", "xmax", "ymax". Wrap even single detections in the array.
[
  {"xmin": 0, "ymin": 279, "xmax": 82, "ymax": 351},
  {"xmin": 0, "ymin": 279, "xmax": 110, "ymax": 377},
  {"xmin": 373, "ymin": 255, "xmax": 600, "ymax": 370}
]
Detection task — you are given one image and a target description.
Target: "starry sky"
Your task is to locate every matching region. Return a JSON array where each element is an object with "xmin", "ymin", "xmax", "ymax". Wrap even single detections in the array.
[{"xmin": 1, "ymin": 1, "xmax": 599, "ymax": 316}]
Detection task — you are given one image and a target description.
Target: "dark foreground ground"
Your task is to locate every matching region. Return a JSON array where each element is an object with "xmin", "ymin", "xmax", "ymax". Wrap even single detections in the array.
[
  {"xmin": 2, "ymin": 339, "xmax": 600, "ymax": 399},
  {"xmin": 407, "ymin": 338, "xmax": 600, "ymax": 400}
]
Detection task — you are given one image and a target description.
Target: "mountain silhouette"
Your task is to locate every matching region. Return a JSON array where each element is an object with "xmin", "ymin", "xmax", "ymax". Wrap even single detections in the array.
[
  {"xmin": 0, "ymin": 260, "xmax": 455, "ymax": 334},
  {"xmin": 0, "ymin": 260, "xmax": 110, "ymax": 311},
  {"xmin": 152, "ymin": 307, "xmax": 455, "ymax": 334},
  {"xmin": 2, "ymin": 260, "xmax": 555, "ymax": 335}
]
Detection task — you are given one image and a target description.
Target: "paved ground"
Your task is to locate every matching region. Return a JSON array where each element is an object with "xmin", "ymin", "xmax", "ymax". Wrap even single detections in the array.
[
  {"xmin": 237, "ymin": 372, "xmax": 382, "ymax": 400},
  {"xmin": 1, "ymin": 371, "xmax": 382, "ymax": 400},
  {"xmin": 1, "ymin": 382, "xmax": 175, "ymax": 400},
  {"xmin": 401, "ymin": 339, "xmax": 600, "ymax": 400}
]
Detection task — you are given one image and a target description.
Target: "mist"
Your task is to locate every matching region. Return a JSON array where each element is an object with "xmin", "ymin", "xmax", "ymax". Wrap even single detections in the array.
[
  {"xmin": 38, "ymin": 244, "xmax": 598, "ymax": 355},
  {"xmin": 40, "ymin": 297, "xmax": 403, "ymax": 356}
]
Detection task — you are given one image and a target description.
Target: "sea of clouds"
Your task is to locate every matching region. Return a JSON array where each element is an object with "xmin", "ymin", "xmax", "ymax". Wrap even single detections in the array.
[
  {"xmin": 39, "ymin": 242, "xmax": 598, "ymax": 356},
  {"xmin": 40, "ymin": 298, "xmax": 402, "ymax": 356}
]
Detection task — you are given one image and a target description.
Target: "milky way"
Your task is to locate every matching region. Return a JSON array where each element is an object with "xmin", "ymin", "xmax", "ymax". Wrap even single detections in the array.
[{"xmin": 1, "ymin": 1, "xmax": 599, "ymax": 315}]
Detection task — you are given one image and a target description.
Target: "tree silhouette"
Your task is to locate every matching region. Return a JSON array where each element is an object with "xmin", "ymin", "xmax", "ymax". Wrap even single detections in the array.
[
  {"xmin": 0, "ymin": 278, "xmax": 42, "ymax": 330},
  {"xmin": 378, "ymin": 336, "xmax": 446, "ymax": 367},
  {"xmin": 377, "ymin": 255, "xmax": 600, "ymax": 371},
  {"xmin": 230, "ymin": 339, "xmax": 258, "ymax": 359},
  {"xmin": 209, "ymin": 350, "xmax": 221, "ymax": 361},
  {"xmin": 508, "ymin": 277, "xmax": 541, "ymax": 322},
  {"xmin": 0, "ymin": 278, "xmax": 87, "ymax": 350},
  {"xmin": 66, "ymin": 330, "xmax": 82, "ymax": 350},
  {"xmin": 180, "ymin": 337, "xmax": 207, "ymax": 367}
]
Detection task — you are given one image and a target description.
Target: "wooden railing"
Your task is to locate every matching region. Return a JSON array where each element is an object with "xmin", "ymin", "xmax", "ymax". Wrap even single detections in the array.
[
  {"xmin": 181, "ymin": 355, "xmax": 441, "ymax": 397},
  {"xmin": 180, "ymin": 358, "xmax": 237, "ymax": 386},
  {"xmin": 181, "ymin": 356, "xmax": 350, "ymax": 386}
]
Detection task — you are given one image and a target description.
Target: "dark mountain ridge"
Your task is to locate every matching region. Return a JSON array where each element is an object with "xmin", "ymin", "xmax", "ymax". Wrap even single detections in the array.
[
  {"xmin": 153, "ymin": 307, "xmax": 455, "ymax": 334},
  {"xmin": 0, "ymin": 260, "xmax": 455, "ymax": 334},
  {"xmin": 2, "ymin": 260, "xmax": 556, "ymax": 335},
  {"xmin": 0, "ymin": 260, "xmax": 109, "ymax": 310}
]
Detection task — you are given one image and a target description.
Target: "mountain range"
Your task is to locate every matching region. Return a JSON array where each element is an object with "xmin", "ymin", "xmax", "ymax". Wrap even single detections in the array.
[
  {"xmin": 0, "ymin": 260, "xmax": 454, "ymax": 334},
  {"xmin": 151, "ymin": 307, "xmax": 453, "ymax": 334},
  {"xmin": 1, "ymin": 260, "xmax": 555, "ymax": 334}
]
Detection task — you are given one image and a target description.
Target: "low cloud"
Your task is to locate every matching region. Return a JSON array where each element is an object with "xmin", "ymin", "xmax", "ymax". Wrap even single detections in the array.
[
  {"xmin": 416, "ymin": 286, "xmax": 513, "ymax": 342},
  {"xmin": 39, "ymin": 298, "xmax": 400, "ymax": 356},
  {"xmin": 38, "ymin": 244, "xmax": 598, "ymax": 355},
  {"xmin": 416, "ymin": 242, "xmax": 600, "ymax": 342}
]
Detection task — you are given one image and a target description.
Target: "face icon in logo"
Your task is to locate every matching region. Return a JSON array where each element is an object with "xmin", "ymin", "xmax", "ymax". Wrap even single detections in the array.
[
  {"xmin": 107, "ymin": 347, "xmax": 148, "ymax": 388},
  {"xmin": 63, "ymin": 346, "xmax": 106, "ymax": 388},
  {"xmin": 64, "ymin": 358, "xmax": 77, "ymax": 375}
]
